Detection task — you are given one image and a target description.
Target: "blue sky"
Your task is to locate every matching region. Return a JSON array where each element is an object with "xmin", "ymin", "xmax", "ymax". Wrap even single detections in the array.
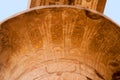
[{"xmin": 0, "ymin": 0, "xmax": 120, "ymax": 25}]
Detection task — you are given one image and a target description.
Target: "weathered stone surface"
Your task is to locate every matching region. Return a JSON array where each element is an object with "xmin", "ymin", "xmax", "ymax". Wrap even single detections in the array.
[
  {"xmin": 0, "ymin": 6, "xmax": 120, "ymax": 80},
  {"xmin": 29, "ymin": 0, "xmax": 106, "ymax": 13}
]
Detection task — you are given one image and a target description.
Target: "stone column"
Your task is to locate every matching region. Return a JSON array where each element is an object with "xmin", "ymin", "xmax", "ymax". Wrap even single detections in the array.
[{"xmin": 29, "ymin": 0, "xmax": 106, "ymax": 13}]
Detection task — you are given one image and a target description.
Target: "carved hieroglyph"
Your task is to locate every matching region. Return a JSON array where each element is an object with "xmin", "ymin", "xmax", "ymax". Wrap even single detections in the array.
[
  {"xmin": 0, "ymin": 6, "xmax": 120, "ymax": 80},
  {"xmin": 30, "ymin": 0, "xmax": 106, "ymax": 13}
]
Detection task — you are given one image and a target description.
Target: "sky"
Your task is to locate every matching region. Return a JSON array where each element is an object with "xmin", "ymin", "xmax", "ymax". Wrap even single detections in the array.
[{"xmin": 0, "ymin": 0, "xmax": 120, "ymax": 25}]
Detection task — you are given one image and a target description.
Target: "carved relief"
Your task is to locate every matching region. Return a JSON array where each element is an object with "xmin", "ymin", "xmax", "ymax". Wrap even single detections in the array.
[
  {"xmin": 0, "ymin": 4, "xmax": 119, "ymax": 80},
  {"xmin": 81, "ymin": 0, "xmax": 94, "ymax": 8},
  {"xmin": 16, "ymin": 59, "xmax": 105, "ymax": 80},
  {"xmin": 30, "ymin": 0, "xmax": 106, "ymax": 13},
  {"xmin": 44, "ymin": 59, "xmax": 105, "ymax": 80},
  {"xmin": 27, "ymin": 26, "xmax": 43, "ymax": 49}
]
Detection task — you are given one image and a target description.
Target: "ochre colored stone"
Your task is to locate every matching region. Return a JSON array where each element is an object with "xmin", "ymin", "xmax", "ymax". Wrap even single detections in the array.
[
  {"xmin": 29, "ymin": 0, "xmax": 106, "ymax": 13},
  {"xmin": 0, "ymin": 6, "xmax": 120, "ymax": 80}
]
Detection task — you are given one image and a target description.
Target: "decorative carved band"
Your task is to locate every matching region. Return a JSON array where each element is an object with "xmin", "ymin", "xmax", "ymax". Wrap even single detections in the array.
[{"xmin": 29, "ymin": 0, "xmax": 106, "ymax": 13}]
